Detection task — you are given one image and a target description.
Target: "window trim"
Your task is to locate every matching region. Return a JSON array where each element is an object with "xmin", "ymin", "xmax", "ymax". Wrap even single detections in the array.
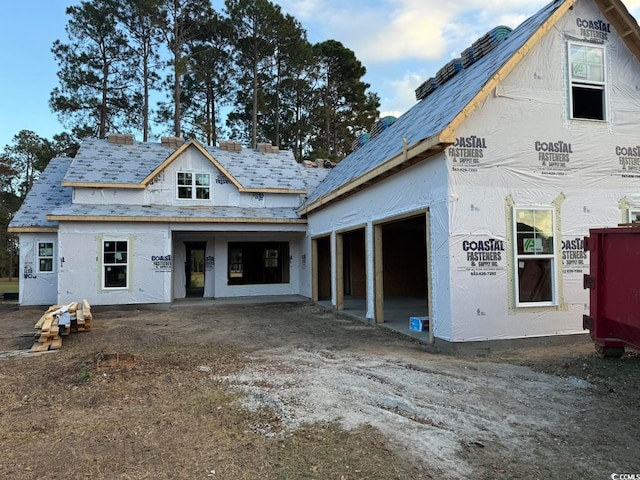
[
  {"xmin": 101, "ymin": 239, "xmax": 130, "ymax": 290},
  {"xmin": 568, "ymin": 41, "xmax": 607, "ymax": 121},
  {"xmin": 176, "ymin": 171, "xmax": 211, "ymax": 200},
  {"xmin": 37, "ymin": 241, "xmax": 55, "ymax": 274},
  {"xmin": 513, "ymin": 206, "xmax": 558, "ymax": 307}
]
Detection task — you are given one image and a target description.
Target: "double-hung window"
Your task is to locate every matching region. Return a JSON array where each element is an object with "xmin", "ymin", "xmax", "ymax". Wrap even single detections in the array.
[
  {"xmin": 513, "ymin": 208, "xmax": 557, "ymax": 306},
  {"xmin": 568, "ymin": 42, "xmax": 606, "ymax": 121},
  {"xmin": 103, "ymin": 240, "xmax": 128, "ymax": 289},
  {"xmin": 38, "ymin": 242, "xmax": 54, "ymax": 273},
  {"xmin": 177, "ymin": 172, "xmax": 210, "ymax": 200}
]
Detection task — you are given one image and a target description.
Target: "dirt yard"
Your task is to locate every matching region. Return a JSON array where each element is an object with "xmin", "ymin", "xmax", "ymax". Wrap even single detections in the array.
[{"xmin": 0, "ymin": 300, "xmax": 639, "ymax": 479}]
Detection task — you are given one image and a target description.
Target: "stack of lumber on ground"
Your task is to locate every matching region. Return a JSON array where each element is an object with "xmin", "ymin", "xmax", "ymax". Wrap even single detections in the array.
[{"xmin": 30, "ymin": 300, "xmax": 92, "ymax": 352}]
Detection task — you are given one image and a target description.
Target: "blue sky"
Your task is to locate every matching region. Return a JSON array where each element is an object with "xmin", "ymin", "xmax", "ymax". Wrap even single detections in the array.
[{"xmin": 2, "ymin": 0, "xmax": 640, "ymax": 149}]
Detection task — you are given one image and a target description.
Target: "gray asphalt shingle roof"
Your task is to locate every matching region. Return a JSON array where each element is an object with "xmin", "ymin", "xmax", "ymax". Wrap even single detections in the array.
[
  {"xmin": 305, "ymin": 0, "xmax": 566, "ymax": 205},
  {"xmin": 65, "ymin": 138, "xmax": 308, "ymax": 191},
  {"xmin": 9, "ymin": 141, "xmax": 315, "ymax": 229},
  {"xmin": 48, "ymin": 203, "xmax": 303, "ymax": 221},
  {"xmin": 9, "ymin": 157, "xmax": 73, "ymax": 230}
]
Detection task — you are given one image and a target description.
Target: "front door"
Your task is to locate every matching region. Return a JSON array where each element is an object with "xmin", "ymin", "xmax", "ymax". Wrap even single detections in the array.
[{"xmin": 185, "ymin": 242, "xmax": 206, "ymax": 297}]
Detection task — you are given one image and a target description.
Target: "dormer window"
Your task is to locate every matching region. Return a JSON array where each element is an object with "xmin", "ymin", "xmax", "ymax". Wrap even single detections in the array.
[
  {"xmin": 177, "ymin": 172, "xmax": 210, "ymax": 200},
  {"xmin": 568, "ymin": 42, "xmax": 606, "ymax": 121}
]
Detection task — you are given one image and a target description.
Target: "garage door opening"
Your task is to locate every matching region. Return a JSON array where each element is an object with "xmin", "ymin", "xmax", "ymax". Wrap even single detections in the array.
[
  {"xmin": 313, "ymin": 236, "xmax": 331, "ymax": 301},
  {"xmin": 337, "ymin": 228, "xmax": 366, "ymax": 313},
  {"xmin": 375, "ymin": 213, "xmax": 430, "ymax": 332}
]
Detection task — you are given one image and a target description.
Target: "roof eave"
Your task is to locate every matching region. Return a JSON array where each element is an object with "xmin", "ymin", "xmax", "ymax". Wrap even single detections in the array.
[
  {"xmin": 299, "ymin": 132, "xmax": 454, "ymax": 216},
  {"xmin": 595, "ymin": 0, "xmax": 640, "ymax": 60},
  {"xmin": 8, "ymin": 226, "xmax": 58, "ymax": 233},
  {"xmin": 239, "ymin": 187, "xmax": 307, "ymax": 194},
  {"xmin": 45, "ymin": 214, "xmax": 307, "ymax": 224},
  {"xmin": 61, "ymin": 182, "xmax": 145, "ymax": 189}
]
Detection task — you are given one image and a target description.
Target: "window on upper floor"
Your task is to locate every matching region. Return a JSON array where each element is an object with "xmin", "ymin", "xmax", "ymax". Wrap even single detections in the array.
[
  {"xmin": 513, "ymin": 207, "xmax": 557, "ymax": 307},
  {"xmin": 177, "ymin": 172, "xmax": 210, "ymax": 200},
  {"xmin": 38, "ymin": 242, "xmax": 54, "ymax": 273},
  {"xmin": 568, "ymin": 42, "xmax": 606, "ymax": 121}
]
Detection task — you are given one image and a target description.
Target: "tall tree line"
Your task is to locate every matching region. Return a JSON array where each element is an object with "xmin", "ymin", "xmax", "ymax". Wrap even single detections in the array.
[
  {"xmin": 0, "ymin": 131, "xmax": 79, "ymax": 279},
  {"xmin": 49, "ymin": 0, "xmax": 380, "ymax": 160}
]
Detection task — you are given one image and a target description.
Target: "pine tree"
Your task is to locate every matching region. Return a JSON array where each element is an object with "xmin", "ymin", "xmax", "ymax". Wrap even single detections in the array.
[
  {"xmin": 225, "ymin": 0, "xmax": 281, "ymax": 148},
  {"xmin": 50, "ymin": 0, "xmax": 141, "ymax": 139},
  {"xmin": 158, "ymin": 0, "xmax": 213, "ymax": 137},
  {"xmin": 182, "ymin": 11, "xmax": 235, "ymax": 145},
  {"xmin": 118, "ymin": 0, "xmax": 164, "ymax": 141},
  {"xmin": 310, "ymin": 40, "xmax": 379, "ymax": 159}
]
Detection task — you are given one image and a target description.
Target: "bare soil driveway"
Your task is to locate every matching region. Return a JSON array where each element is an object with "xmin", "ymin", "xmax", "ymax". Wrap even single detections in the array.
[{"xmin": 1, "ymin": 300, "xmax": 639, "ymax": 479}]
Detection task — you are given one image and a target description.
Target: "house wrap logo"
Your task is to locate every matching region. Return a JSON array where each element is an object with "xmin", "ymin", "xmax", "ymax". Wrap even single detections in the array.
[
  {"xmin": 562, "ymin": 237, "xmax": 588, "ymax": 274},
  {"xmin": 577, "ymin": 17, "xmax": 610, "ymax": 41},
  {"xmin": 448, "ymin": 136, "xmax": 487, "ymax": 173},
  {"xmin": 617, "ymin": 145, "xmax": 640, "ymax": 174},
  {"xmin": 461, "ymin": 238, "xmax": 505, "ymax": 276},
  {"xmin": 151, "ymin": 255, "xmax": 172, "ymax": 272},
  {"xmin": 536, "ymin": 140, "xmax": 572, "ymax": 176}
]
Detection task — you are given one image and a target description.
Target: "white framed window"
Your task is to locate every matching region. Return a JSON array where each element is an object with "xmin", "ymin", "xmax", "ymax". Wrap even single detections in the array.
[
  {"xmin": 629, "ymin": 209, "xmax": 640, "ymax": 223},
  {"xmin": 102, "ymin": 240, "xmax": 129, "ymax": 289},
  {"xmin": 38, "ymin": 242, "xmax": 54, "ymax": 273},
  {"xmin": 513, "ymin": 207, "xmax": 557, "ymax": 307},
  {"xmin": 177, "ymin": 172, "xmax": 210, "ymax": 200},
  {"xmin": 568, "ymin": 42, "xmax": 606, "ymax": 121}
]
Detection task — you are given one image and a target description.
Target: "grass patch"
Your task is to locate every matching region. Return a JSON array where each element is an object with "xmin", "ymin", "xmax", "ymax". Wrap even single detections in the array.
[{"xmin": 0, "ymin": 279, "xmax": 18, "ymax": 294}]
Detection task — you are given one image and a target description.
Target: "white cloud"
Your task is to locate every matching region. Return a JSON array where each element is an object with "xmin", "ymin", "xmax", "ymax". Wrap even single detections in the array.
[
  {"xmin": 375, "ymin": 69, "xmax": 433, "ymax": 117},
  {"xmin": 270, "ymin": 0, "xmax": 640, "ymax": 118}
]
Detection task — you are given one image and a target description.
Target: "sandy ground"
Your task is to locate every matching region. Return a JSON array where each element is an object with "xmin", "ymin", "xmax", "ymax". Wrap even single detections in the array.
[{"xmin": 1, "ymin": 300, "xmax": 639, "ymax": 479}]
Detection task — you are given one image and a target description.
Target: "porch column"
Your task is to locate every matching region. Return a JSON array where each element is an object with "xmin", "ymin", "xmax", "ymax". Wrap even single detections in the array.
[{"xmin": 365, "ymin": 221, "xmax": 375, "ymax": 320}]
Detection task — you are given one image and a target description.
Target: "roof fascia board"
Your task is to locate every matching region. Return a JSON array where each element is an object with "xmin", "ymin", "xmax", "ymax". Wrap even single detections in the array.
[
  {"xmin": 61, "ymin": 182, "xmax": 145, "ymax": 189},
  {"xmin": 239, "ymin": 187, "xmax": 307, "ymax": 194},
  {"xmin": 442, "ymin": 0, "xmax": 578, "ymax": 139},
  {"xmin": 300, "ymin": 132, "xmax": 453, "ymax": 215},
  {"xmin": 141, "ymin": 139, "xmax": 244, "ymax": 190},
  {"xmin": 46, "ymin": 214, "xmax": 307, "ymax": 224},
  {"xmin": 595, "ymin": 0, "xmax": 640, "ymax": 59},
  {"xmin": 7, "ymin": 226, "xmax": 58, "ymax": 233}
]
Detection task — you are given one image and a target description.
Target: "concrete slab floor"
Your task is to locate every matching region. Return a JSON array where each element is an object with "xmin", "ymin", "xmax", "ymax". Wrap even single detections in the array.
[{"xmin": 319, "ymin": 295, "xmax": 433, "ymax": 346}]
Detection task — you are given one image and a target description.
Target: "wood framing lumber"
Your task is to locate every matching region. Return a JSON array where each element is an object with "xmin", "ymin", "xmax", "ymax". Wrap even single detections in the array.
[
  {"xmin": 30, "ymin": 341, "xmax": 51, "ymax": 352},
  {"xmin": 41, "ymin": 315, "xmax": 54, "ymax": 332},
  {"xmin": 28, "ymin": 299, "xmax": 94, "ymax": 352},
  {"xmin": 34, "ymin": 313, "xmax": 48, "ymax": 329}
]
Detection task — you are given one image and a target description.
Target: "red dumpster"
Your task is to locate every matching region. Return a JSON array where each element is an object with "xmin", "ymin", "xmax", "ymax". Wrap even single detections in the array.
[{"xmin": 583, "ymin": 226, "xmax": 640, "ymax": 357}]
